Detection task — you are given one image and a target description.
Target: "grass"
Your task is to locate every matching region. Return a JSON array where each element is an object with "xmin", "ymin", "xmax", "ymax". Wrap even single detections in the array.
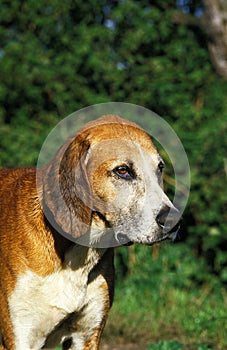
[
  {"xmin": 146, "ymin": 340, "xmax": 212, "ymax": 349},
  {"xmin": 102, "ymin": 243, "xmax": 227, "ymax": 349}
]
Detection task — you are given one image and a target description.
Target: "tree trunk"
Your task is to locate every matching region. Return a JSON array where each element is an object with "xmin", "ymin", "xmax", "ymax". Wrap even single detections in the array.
[
  {"xmin": 203, "ymin": 0, "xmax": 227, "ymax": 78},
  {"xmin": 173, "ymin": 0, "xmax": 227, "ymax": 79}
]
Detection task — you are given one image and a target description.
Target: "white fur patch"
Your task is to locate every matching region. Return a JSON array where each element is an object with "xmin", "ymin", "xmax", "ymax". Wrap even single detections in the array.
[{"xmin": 9, "ymin": 247, "xmax": 106, "ymax": 349}]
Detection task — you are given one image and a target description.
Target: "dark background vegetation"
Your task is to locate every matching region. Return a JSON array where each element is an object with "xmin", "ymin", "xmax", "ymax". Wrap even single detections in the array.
[{"xmin": 0, "ymin": 1, "xmax": 226, "ymax": 349}]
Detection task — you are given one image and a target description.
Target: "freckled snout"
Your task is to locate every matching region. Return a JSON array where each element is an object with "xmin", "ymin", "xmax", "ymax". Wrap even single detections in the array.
[{"xmin": 156, "ymin": 204, "xmax": 180, "ymax": 239}]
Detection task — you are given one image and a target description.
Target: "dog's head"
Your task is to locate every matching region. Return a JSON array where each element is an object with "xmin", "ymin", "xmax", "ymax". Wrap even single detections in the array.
[{"xmin": 42, "ymin": 115, "xmax": 180, "ymax": 247}]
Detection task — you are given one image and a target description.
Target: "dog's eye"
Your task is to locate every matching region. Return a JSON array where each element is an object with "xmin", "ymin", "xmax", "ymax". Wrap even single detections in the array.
[
  {"xmin": 113, "ymin": 165, "xmax": 133, "ymax": 180},
  {"xmin": 158, "ymin": 160, "xmax": 165, "ymax": 174}
]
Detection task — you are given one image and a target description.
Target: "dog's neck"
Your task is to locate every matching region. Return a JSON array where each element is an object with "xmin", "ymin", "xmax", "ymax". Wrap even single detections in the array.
[
  {"xmin": 44, "ymin": 213, "xmax": 107, "ymax": 274},
  {"xmin": 63, "ymin": 244, "xmax": 106, "ymax": 273}
]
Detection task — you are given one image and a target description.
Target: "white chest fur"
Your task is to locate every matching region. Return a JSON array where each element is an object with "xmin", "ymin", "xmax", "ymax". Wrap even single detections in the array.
[{"xmin": 9, "ymin": 247, "xmax": 106, "ymax": 350}]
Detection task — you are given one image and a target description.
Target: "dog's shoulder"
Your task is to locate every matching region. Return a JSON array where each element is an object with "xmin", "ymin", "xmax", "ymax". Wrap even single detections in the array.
[
  {"xmin": 0, "ymin": 167, "xmax": 61, "ymax": 277},
  {"xmin": 0, "ymin": 167, "xmax": 35, "ymax": 196},
  {"xmin": 0, "ymin": 167, "xmax": 37, "ymax": 226}
]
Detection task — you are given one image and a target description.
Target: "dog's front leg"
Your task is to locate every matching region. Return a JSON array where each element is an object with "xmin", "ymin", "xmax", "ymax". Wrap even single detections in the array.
[{"xmin": 69, "ymin": 249, "xmax": 114, "ymax": 350}]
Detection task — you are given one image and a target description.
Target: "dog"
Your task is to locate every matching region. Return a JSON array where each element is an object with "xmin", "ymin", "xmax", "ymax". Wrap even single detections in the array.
[{"xmin": 0, "ymin": 115, "xmax": 180, "ymax": 349}]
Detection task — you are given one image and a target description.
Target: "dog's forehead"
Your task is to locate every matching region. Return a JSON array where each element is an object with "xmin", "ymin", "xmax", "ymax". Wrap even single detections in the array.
[{"xmin": 81, "ymin": 115, "xmax": 158, "ymax": 156}]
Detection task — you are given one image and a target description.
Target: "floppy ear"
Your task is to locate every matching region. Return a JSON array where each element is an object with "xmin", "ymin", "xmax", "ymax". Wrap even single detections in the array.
[{"xmin": 42, "ymin": 133, "xmax": 92, "ymax": 240}]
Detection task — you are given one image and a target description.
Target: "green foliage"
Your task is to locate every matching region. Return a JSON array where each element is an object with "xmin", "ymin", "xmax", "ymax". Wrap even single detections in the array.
[{"xmin": 0, "ymin": 113, "xmax": 58, "ymax": 167}]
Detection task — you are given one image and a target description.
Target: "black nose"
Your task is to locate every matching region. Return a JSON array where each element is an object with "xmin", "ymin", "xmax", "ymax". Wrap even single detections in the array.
[{"xmin": 156, "ymin": 205, "xmax": 180, "ymax": 232}]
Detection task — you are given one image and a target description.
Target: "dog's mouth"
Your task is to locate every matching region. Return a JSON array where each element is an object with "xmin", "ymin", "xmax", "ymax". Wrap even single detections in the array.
[
  {"xmin": 116, "ymin": 223, "xmax": 180, "ymax": 247},
  {"xmin": 159, "ymin": 220, "xmax": 180, "ymax": 240},
  {"xmin": 148, "ymin": 223, "xmax": 180, "ymax": 245},
  {"xmin": 149, "ymin": 228, "xmax": 179, "ymax": 245}
]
